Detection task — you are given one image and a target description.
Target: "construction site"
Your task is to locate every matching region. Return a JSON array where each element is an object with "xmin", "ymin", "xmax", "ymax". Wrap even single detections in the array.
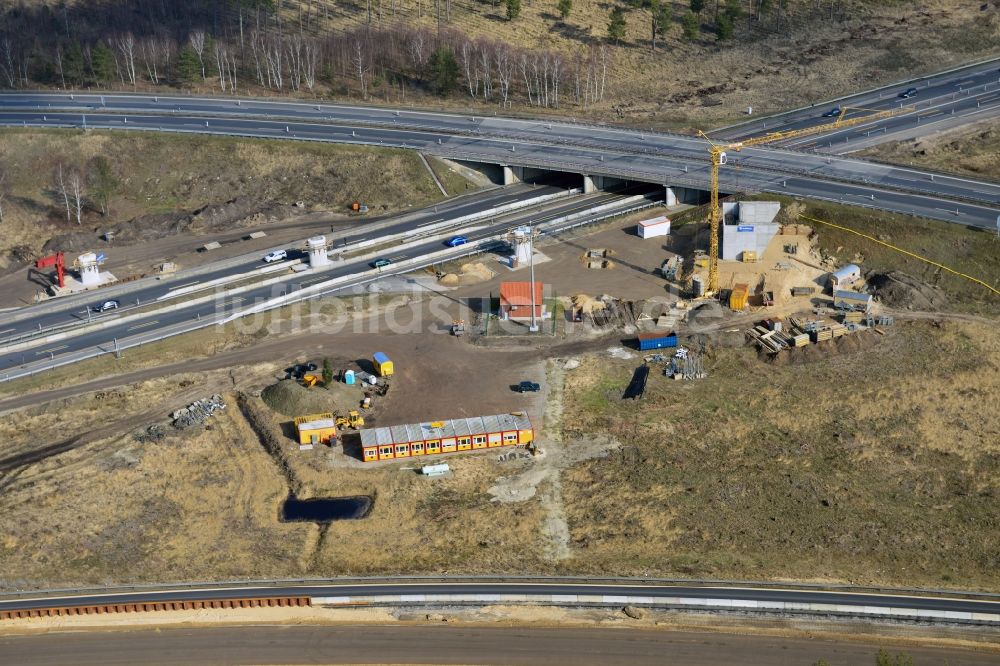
[{"xmin": 0, "ymin": 63, "xmax": 998, "ymax": 662}]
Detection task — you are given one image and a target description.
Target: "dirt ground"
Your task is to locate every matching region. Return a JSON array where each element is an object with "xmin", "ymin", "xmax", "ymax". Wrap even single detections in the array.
[
  {"xmin": 3, "ymin": 604, "xmax": 999, "ymax": 662},
  {"xmin": 856, "ymin": 117, "xmax": 1000, "ymax": 183},
  {"xmin": 738, "ymin": 194, "xmax": 1000, "ymax": 316},
  {"xmin": 0, "ymin": 130, "xmax": 468, "ymax": 303},
  {"xmin": 1, "ymin": 319, "xmax": 998, "ymax": 590},
  {"xmin": 1, "ymin": 200, "xmax": 998, "ymax": 590}
]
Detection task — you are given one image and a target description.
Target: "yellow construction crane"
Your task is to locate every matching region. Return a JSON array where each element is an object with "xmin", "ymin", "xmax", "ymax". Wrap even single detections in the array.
[{"xmin": 697, "ymin": 104, "xmax": 914, "ymax": 294}]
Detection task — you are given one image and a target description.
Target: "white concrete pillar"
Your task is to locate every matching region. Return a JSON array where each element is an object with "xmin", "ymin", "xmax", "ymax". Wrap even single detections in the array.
[
  {"xmin": 307, "ymin": 236, "xmax": 330, "ymax": 267},
  {"xmin": 77, "ymin": 252, "xmax": 101, "ymax": 287},
  {"xmin": 583, "ymin": 175, "xmax": 597, "ymax": 194},
  {"xmin": 502, "ymin": 165, "xmax": 522, "ymax": 185},
  {"xmin": 665, "ymin": 187, "xmax": 678, "ymax": 207}
]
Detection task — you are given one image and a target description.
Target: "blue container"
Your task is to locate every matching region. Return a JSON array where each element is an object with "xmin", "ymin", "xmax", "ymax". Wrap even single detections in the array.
[
  {"xmin": 636, "ymin": 332, "xmax": 677, "ymax": 351},
  {"xmin": 344, "ymin": 369, "xmax": 355, "ymax": 385}
]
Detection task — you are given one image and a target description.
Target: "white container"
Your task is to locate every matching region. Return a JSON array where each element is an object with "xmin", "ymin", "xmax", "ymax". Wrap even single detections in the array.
[{"xmin": 637, "ymin": 216, "xmax": 671, "ymax": 239}]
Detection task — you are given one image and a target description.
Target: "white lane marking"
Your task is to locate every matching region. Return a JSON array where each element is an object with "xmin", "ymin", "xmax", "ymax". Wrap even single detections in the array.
[
  {"xmin": 127, "ymin": 320, "xmax": 159, "ymax": 332},
  {"xmin": 35, "ymin": 345, "xmax": 68, "ymax": 355}
]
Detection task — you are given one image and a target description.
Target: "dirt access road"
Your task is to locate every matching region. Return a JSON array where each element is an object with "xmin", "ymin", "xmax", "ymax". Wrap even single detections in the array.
[{"xmin": 0, "ymin": 624, "xmax": 994, "ymax": 666}]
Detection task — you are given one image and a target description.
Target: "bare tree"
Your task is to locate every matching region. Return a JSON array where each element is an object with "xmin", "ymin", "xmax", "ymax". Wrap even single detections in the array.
[
  {"xmin": 0, "ymin": 37, "xmax": 17, "ymax": 88},
  {"xmin": 478, "ymin": 40, "xmax": 493, "ymax": 101},
  {"xmin": 54, "ymin": 45, "xmax": 66, "ymax": 89},
  {"xmin": 68, "ymin": 168, "xmax": 85, "ymax": 226},
  {"xmin": 140, "ymin": 37, "xmax": 172, "ymax": 85},
  {"xmin": 213, "ymin": 40, "xmax": 229, "ymax": 92},
  {"xmin": 116, "ymin": 33, "xmax": 138, "ymax": 86},
  {"xmin": 353, "ymin": 38, "xmax": 367, "ymax": 99},
  {"xmin": 494, "ymin": 42, "xmax": 513, "ymax": 106},
  {"xmin": 189, "ymin": 30, "xmax": 207, "ymax": 80},
  {"xmin": 303, "ymin": 39, "xmax": 319, "ymax": 92},
  {"xmin": 408, "ymin": 31, "xmax": 426, "ymax": 70},
  {"xmin": 459, "ymin": 40, "xmax": 477, "ymax": 99},
  {"xmin": 55, "ymin": 164, "xmax": 71, "ymax": 223}
]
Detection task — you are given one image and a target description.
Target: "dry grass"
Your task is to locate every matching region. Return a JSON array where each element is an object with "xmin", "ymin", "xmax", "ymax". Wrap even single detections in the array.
[
  {"xmin": 856, "ymin": 117, "xmax": 1000, "ymax": 183},
  {"xmin": 0, "ymin": 129, "xmax": 454, "ymax": 259},
  {"xmin": 1, "ymin": 317, "xmax": 997, "ymax": 589},
  {"xmin": 283, "ymin": 0, "xmax": 1000, "ymax": 127},
  {"xmin": 0, "ymin": 397, "xmax": 305, "ymax": 588},
  {"xmin": 558, "ymin": 320, "xmax": 1000, "ymax": 590}
]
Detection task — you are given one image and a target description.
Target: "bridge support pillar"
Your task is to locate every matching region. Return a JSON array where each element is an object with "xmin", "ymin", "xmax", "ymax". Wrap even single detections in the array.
[
  {"xmin": 502, "ymin": 165, "xmax": 523, "ymax": 185},
  {"xmin": 666, "ymin": 186, "xmax": 707, "ymax": 205},
  {"xmin": 582, "ymin": 175, "xmax": 603, "ymax": 193}
]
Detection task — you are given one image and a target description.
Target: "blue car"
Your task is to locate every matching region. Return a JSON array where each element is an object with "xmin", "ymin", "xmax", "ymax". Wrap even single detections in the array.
[
  {"xmin": 899, "ymin": 87, "xmax": 918, "ymax": 99},
  {"xmin": 446, "ymin": 235, "xmax": 468, "ymax": 247},
  {"xmin": 821, "ymin": 107, "xmax": 842, "ymax": 118}
]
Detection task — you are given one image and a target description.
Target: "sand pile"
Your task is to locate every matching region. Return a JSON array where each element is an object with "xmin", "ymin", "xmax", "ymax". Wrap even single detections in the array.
[
  {"xmin": 572, "ymin": 294, "xmax": 607, "ymax": 314},
  {"xmin": 438, "ymin": 261, "xmax": 496, "ymax": 286}
]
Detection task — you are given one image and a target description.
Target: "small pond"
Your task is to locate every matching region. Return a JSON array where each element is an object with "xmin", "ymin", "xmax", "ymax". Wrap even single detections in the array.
[{"xmin": 280, "ymin": 495, "xmax": 373, "ymax": 523}]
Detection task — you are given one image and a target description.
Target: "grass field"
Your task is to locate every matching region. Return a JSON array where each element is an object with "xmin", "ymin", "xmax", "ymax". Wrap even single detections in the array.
[
  {"xmin": 1, "ymin": 319, "xmax": 997, "ymax": 590},
  {"xmin": 857, "ymin": 118, "xmax": 1000, "ymax": 183},
  {"xmin": 559, "ymin": 320, "xmax": 1000, "ymax": 590},
  {"xmin": 0, "ymin": 129, "xmax": 454, "ymax": 260}
]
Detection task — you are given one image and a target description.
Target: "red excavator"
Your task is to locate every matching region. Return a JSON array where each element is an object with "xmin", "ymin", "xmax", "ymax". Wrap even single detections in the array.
[{"xmin": 35, "ymin": 252, "xmax": 66, "ymax": 288}]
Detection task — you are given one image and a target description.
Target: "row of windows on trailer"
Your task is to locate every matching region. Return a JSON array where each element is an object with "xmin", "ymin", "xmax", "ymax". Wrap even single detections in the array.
[{"xmin": 362, "ymin": 430, "xmax": 532, "ymax": 461}]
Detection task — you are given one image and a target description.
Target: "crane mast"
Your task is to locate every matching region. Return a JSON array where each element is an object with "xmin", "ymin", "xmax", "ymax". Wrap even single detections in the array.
[{"xmin": 697, "ymin": 104, "xmax": 914, "ymax": 295}]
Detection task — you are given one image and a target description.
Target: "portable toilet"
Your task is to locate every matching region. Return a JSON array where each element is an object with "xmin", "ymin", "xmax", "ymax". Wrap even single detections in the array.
[
  {"xmin": 373, "ymin": 352, "xmax": 393, "ymax": 377},
  {"xmin": 343, "ymin": 369, "xmax": 356, "ymax": 385}
]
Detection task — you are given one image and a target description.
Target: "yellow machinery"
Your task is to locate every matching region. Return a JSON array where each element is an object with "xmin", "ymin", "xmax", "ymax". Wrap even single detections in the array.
[
  {"xmin": 697, "ymin": 104, "xmax": 914, "ymax": 294},
  {"xmin": 302, "ymin": 374, "xmax": 321, "ymax": 388},
  {"xmin": 335, "ymin": 410, "xmax": 365, "ymax": 429}
]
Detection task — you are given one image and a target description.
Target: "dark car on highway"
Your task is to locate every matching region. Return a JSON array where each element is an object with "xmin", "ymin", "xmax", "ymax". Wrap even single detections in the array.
[
  {"xmin": 821, "ymin": 107, "xmax": 842, "ymax": 118},
  {"xmin": 93, "ymin": 299, "xmax": 120, "ymax": 313},
  {"xmin": 371, "ymin": 258, "xmax": 392, "ymax": 269},
  {"xmin": 899, "ymin": 87, "xmax": 918, "ymax": 99}
]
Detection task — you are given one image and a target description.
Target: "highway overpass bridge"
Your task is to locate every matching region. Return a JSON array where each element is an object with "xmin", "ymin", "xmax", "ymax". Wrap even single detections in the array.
[{"xmin": 2, "ymin": 93, "xmax": 999, "ymax": 229}]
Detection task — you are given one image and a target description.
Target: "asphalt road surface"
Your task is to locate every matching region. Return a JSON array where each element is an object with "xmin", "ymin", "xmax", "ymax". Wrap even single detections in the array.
[
  {"xmin": 0, "ymin": 188, "xmax": 654, "ymax": 378},
  {"xmin": 2, "ymin": 93, "xmax": 1000, "ymax": 220},
  {"xmin": 716, "ymin": 56, "xmax": 1000, "ymax": 149},
  {"xmin": 0, "ymin": 625, "xmax": 995, "ymax": 665},
  {"xmin": 3, "ymin": 581, "xmax": 999, "ymax": 616},
  {"xmin": 0, "ymin": 182, "xmax": 563, "ymax": 343},
  {"xmin": 1, "ymin": 109, "xmax": 998, "ymax": 232}
]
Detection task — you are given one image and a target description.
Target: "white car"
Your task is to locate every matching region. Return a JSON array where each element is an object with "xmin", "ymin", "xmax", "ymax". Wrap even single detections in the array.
[{"xmin": 262, "ymin": 249, "xmax": 288, "ymax": 263}]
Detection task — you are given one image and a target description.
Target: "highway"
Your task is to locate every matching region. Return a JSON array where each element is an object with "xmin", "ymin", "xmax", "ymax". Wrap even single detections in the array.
[
  {"xmin": 716, "ymin": 56, "xmax": 1000, "ymax": 150},
  {"xmin": 1, "ymin": 625, "xmax": 997, "ymax": 665},
  {"xmin": 2, "ymin": 580, "xmax": 999, "ymax": 615},
  {"xmin": 1, "ymin": 579, "xmax": 999, "ymax": 623},
  {"xmin": 0, "ymin": 188, "xmax": 658, "ymax": 379},
  {"xmin": 4, "ymin": 93, "xmax": 1000, "ymax": 208},
  {"xmin": 0, "ymin": 182, "xmax": 564, "ymax": 343},
  {"xmin": 1, "ymin": 106, "xmax": 999, "ymax": 229}
]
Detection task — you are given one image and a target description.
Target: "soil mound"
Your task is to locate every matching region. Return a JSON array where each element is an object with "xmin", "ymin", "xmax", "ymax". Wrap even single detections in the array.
[
  {"xmin": 868, "ymin": 271, "xmax": 948, "ymax": 310},
  {"xmin": 261, "ymin": 380, "xmax": 336, "ymax": 417}
]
